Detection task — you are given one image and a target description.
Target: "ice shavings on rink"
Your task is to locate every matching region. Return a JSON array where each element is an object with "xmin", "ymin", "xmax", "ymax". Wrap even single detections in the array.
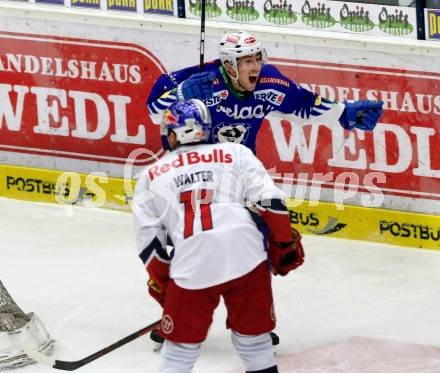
[{"xmin": 1, "ymin": 197, "xmax": 440, "ymax": 373}]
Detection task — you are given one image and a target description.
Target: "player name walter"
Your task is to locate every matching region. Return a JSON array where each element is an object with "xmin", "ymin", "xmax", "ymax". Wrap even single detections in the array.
[{"xmin": 148, "ymin": 149, "xmax": 233, "ymax": 181}]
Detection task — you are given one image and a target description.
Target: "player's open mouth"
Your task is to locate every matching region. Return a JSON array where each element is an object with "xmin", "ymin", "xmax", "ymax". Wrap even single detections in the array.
[{"xmin": 249, "ymin": 76, "xmax": 257, "ymax": 83}]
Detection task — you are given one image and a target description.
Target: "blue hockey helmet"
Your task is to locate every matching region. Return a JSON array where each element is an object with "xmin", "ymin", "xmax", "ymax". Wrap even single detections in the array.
[{"xmin": 161, "ymin": 99, "xmax": 211, "ymax": 150}]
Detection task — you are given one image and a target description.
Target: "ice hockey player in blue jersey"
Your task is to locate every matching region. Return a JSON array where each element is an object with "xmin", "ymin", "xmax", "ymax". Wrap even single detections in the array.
[
  {"xmin": 145, "ymin": 30, "xmax": 383, "ymax": 350},
  {"xmin": 147, "ymin": 31, "xmax": 383, "ymax": 154}
]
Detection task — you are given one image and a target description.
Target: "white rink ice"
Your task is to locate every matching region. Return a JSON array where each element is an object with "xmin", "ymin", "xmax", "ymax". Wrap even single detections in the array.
[{"xmin": 1, "ymin": 196, "xmax": 440, "ymax": 373}]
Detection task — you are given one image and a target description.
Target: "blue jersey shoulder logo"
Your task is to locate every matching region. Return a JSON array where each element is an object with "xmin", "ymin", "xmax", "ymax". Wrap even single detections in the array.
[
  {"xmin": 205, "ymin": 89, "xmax": 229, "ymax": 107},
  {"xmin": 253, "ymin": 89, "xmax": 286, "ymax": 106}
]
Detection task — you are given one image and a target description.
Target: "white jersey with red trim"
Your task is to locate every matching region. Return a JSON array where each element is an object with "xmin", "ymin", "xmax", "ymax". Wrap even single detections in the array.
[{"xmin": 133, "ymin": 142, "xmax": 283, "ymax": 290}]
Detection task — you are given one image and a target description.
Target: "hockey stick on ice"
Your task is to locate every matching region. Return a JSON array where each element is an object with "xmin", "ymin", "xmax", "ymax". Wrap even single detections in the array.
[
  {"xmin": 23, "ymin": 319, "xmax": 161, "ymax": 371},
  {"xmin": 199, "ymin": 0, "xmax": 206, "ymax": 72}
]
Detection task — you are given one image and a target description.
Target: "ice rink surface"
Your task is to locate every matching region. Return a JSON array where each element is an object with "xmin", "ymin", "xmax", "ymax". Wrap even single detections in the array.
[{"xmin": 1, "ymin": 196, "xmax": 440, "ymax": 373}]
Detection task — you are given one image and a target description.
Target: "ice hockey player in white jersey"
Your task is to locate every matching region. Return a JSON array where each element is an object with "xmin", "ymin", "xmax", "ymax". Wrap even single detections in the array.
[
  {"xmin": 133, "ymin": 99, "xmax": 304, "ymax": 373},
  {"xmin": 146, "ymin": 30, "xmax": 383, "ymax": 349}
]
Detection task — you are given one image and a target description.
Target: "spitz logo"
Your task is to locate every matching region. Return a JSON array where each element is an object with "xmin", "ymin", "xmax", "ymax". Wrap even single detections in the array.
[{"xmin": 254, "ymin": 89, "xmax": 285, "ymax": 106}]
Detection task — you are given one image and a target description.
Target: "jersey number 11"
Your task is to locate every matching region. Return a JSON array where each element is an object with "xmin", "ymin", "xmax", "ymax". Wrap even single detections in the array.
[{"xmin": 180, "ymin": 189, "xmax": 214, "ymax": 238}]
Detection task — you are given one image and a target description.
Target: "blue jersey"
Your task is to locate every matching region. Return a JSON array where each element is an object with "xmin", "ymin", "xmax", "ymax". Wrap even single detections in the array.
[{"xmin": 147, "ymin": 59, "xmax": 344, "ymax": 153}]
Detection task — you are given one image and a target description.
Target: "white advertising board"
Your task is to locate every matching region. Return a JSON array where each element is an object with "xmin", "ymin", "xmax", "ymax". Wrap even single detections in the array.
[{"xmin": 185, "ymin": 0, "xmax": 418, "ymax": 39}]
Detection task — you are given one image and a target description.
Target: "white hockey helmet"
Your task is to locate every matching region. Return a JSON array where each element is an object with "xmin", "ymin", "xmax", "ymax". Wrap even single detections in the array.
[{"xmin": 219, "ymin": 31, "xmax": 267, "ymax": 74}]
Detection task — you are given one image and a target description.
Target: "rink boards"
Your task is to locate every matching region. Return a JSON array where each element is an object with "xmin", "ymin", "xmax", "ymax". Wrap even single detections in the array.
[{"xmin": 1, "ymin": 163, "xmax": 439, "ymax": 250}]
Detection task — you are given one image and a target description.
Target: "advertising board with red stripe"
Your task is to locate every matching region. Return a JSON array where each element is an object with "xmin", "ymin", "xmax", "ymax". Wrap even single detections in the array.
[
  {"xmin": 0, "ymin": 24, "xmax": 439, "ymax": 219},
  {"xmin": 257, "ymin": 58, "xmax": 440, "ymax": 203},
  {"xmin": 0, "ymin": 32, "xmax": 165, "ymax": 165}
]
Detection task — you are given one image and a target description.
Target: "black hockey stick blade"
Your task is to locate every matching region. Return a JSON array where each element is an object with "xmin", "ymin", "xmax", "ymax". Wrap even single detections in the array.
[{"xmin": 23, "ymin": 319, "xmax": 161, "ymax": 371}]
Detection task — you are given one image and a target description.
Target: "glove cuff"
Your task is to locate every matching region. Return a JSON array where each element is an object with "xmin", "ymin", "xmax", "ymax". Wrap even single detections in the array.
[
  {"xmin": 176, "ymin": 82, "xmax": 185, "ymax": 101},
  {"xmin": 147, "ymin": 256, "xmax": 170, "ymax": 284},
  {"xmin": 338, "ymin": 107, "xmax": 353, "ymax": 130}
]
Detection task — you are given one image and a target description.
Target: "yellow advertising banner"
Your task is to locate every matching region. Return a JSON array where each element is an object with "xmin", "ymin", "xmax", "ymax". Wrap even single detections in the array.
[
  {"xmin": 1, "ymin": 164, "xmax": 439, "ymax": 250},
  {"xmin": 0, "ymin": 164, "xmax": 134, "ymax": 210},
  {"xmin": 287, "ymin": 199, "xmax": 440, "ymax": 250}
]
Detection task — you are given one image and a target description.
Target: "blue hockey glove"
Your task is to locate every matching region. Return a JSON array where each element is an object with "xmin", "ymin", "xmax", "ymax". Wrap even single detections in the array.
[
  {"xmin": 292, "ymin": 90, "xmax": 317, "ymax": 119},
  {"xmin": 177, "ymin": 72, "xmax": 215, "ymax": 101},
  {"xmin": 339, "ymin": 100, "xmax": 383, "ymax": 131}
]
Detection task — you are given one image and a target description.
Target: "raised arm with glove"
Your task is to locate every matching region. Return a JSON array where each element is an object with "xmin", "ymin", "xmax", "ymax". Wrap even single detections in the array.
[
  {"xmin": 176, "ymin": 72, "xmax": 215, "ymax": 101},
  {"xmin": 339, "ymin": 100, "xmax": 383, "ymax": 131}
]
